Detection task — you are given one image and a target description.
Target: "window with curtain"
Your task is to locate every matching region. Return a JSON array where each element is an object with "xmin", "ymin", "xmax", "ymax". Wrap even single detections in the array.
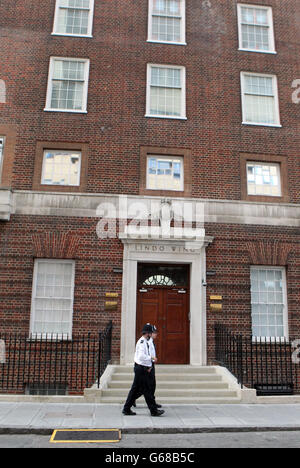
[
  {"xmin": 241, "ymin": 73, "xmax": 280, "ymax": 126},
  {"xmin": 45, "ymin": 58, "xmax": 89, "ymax": 112},
  {"xmin": 238, "ymin": 4, "xmax": 275, "ymax": 52},
  {"xmin": 53, "ymin": 0, "xmax": 94, "ymax": 36},
  {"xmin": 148, "ymin": 0, "xmax": 185, "ymax": 44},
  {"xmin": 31, "ymin": 260, "xmax": 75, "ymax": 338},
  {"xmin": 147, "ymin": 65, "xmax": 186, "ymax": 118},
  {"xmin": 251, "ymin": 267, "xmax": 288, "ymax": 340}
]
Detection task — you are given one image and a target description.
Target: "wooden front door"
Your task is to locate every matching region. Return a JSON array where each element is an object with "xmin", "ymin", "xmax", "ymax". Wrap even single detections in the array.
[{"xmin": 136, "ymin": 264, "xmax": 190, "ymax": 364}]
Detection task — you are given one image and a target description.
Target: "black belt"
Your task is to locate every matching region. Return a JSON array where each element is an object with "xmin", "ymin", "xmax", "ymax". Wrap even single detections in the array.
[{"xmin": 135, "ymin": 363, "xmax": 152, "ymax": 370}]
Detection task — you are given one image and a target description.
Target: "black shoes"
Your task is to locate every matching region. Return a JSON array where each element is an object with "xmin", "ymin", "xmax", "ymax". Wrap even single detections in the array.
[
  {"xmin": 151, "ymin": 409, "xmax": 165, "ymax": 417},
  {"xmin": 133, "ymin": 401, "xmax": 160, "ymax": 408},
  {"xmin": 122, "ymin": 409, "xmax": 136, "ymax": 416}
]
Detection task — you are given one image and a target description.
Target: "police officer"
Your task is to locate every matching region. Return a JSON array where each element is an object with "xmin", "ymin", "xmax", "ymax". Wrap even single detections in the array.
[
  {"xmin": 122, "ymin": 324, "xmax": 164, "ymax": 417},
  {"xmin": 133, "ymin": 324, "xmax": 161, "ymax": 409}
]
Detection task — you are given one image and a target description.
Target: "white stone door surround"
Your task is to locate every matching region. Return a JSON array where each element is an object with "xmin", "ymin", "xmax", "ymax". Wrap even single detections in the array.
[{"xmin": 120, "ymin": 236, "xmax": 213, "ymax": 366}]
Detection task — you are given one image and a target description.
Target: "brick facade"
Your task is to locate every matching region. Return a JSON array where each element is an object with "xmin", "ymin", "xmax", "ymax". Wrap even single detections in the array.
[
  {"xmin": 0, "ymin": 0, "xmax": 299, "ymax": 381},
  {"xmin": 0, "ymin": 0, "xmax": 299, "ymax": 199}
]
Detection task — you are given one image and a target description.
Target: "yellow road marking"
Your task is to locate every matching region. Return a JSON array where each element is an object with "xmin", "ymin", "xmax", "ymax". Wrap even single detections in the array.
[{"xmin": 50, "ymin": 429, "xmax": 121, "ymax": 443}]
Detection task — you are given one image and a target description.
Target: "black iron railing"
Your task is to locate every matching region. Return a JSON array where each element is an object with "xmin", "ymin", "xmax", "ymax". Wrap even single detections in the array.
[
  {"xmin": 97, "ymin": 320, "xmax": 113, "ymax": 388},
  {"xmin": 0, "ymin": 321, "xmax": 112, "ymax": 395},
  {"xmin": 215, "ymin": 324, "xmax": 299, "ymax": 395}
]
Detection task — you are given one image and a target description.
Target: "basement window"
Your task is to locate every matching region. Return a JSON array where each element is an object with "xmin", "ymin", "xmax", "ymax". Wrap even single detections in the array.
[{"xmin": 26, "ymin": 383, "xmax": 68, "ymax": 395}]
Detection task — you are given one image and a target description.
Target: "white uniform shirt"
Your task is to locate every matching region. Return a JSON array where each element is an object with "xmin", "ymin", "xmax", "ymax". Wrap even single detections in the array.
[
  {"xmin": 149, "ymin": 337, "xmax": 156, "ymax": 360},
  {"xmin": 134, "ymin": 336, "xmax": 152, "ymax": 367}
]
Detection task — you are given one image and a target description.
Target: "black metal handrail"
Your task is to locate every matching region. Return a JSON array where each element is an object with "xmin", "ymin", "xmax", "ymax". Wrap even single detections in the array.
[
  {"xmin": 0, "ymin": 321, "xmax": 113, "ymax": 395},
  {"xmin": 215, "ymin": 324, "xmax": 299, "ymax": 396}
]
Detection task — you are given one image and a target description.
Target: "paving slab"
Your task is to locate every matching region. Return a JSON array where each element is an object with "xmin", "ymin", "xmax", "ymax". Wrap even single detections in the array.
[
  {"xmin": 93, "ymin": 405, "xmax": 123, "ymax": 428},
  {"xmin": 0, "ymin": 403, "xmax": 18, "ymax": 424},
  {"xmin": 0, "ymin": 403, "xmax": 42, "ymax": 428}
]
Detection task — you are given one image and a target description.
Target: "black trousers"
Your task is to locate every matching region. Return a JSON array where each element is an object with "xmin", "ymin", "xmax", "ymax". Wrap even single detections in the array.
[
  {"xmin": 123, "ymin": 363, "xmax": 157, "ymax": 413},
  {"xmin": 150, "ymin": 364, "xmax": 156, "ymax": 395},
  {"xmin": 132, "ymin": 364, "xmax": 157, "ymax": 406}
]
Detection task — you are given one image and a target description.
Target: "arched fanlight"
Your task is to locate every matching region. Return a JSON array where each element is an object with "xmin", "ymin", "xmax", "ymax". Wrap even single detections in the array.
[
  {"xmin": 137, "ymin": 264, "xmax": 189, "ymax": 288},
  {"xmin": 143, "ymin": 275, "xmax": 175, "ymax": 286}
]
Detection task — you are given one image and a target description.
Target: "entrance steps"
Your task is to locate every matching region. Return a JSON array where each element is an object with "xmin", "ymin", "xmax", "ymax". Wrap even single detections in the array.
[{"xmin": 84, "ymin": 365, "xmax": 242, "ymax": 404}]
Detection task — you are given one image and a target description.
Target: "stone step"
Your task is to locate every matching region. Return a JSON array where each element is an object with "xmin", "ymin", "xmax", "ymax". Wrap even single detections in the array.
[
  {"xmin": 116, "ymin": 366, "xmax": 217, "ymax": 374},
  {"xmin": 100, "ymin": 396, "xmax": 241, "ymax": 404},
  {"xmin": 108, "ymin": 380, "xmax": 229, "ymax": 390},
  {"xmin": 102, "ymin": 388, "xmax": 237, "ymax": 398},
  {"xmin": 111, "ymin": 373, "xmax": 223, "ymax": 382}
]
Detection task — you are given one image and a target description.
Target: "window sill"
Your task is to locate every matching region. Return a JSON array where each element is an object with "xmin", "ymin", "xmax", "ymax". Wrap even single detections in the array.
[
  {"xmin": 145, "ymin": 188, "xmax": 184, "ymax": 193},
  {"xmin": 246, "ymin": 194, "xmax": 282, "ymax": 199},
  {"xmin": 147, "ymin": 40, "xmax": 187, "ymax": 46},
  {"xmin": 33, "ymin": 184, "xmax": 84, "ymax": 193},
  {"xmin": 238, "ymin": 48, "xmax": 277, "ymax": 55},
  {"xmin": 51, "ymin": 33, "xmax": 93, "ymax": 38},
  {"xmin": 242, "ymin": 122, "xmax": 282, "ymax": 128},
  {"xmin": 244, "ymin": 195, "xmax": 289, "ymax": 204},
  {"xmin": 145, "ymin": 114, "xmax": 187, "ymax": 120},
  {"xmin": 41, "ymin": 183, "xmax": 80, "ymax": 188},
  {"xmin": 44, "ymin": 109, "xmax": 87, "ymax": 114}
]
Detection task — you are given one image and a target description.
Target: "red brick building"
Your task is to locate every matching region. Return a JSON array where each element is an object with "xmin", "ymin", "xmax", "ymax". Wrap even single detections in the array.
[{"xmin": 0, "ymin": 0, "xmax": 299, "ymax": 391}]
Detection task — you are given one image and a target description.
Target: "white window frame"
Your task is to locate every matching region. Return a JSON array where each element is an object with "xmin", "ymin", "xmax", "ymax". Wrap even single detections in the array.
[
  {"xmin": 250, "ymin": 266, "xmax": 289, "ymax": 342},
  {"xmin": 145, "ymin": 63, "xmax": 186, "ymax": 119},
  {"xmin": 41, "ymin": 149, "xmax": 82, "ymax": 186},
  {"xmin": 240, "ymin": 72, "xmax": 281, "ymax": 127},
  {"xmin": 52, "ymin": 0, "xmax": 94, "ymax": 38},
  {"xmin": 147, "ymin": 0, "xmax": 186, "ymax": 45},
  {"xmin": 146, "ymin": 154, "xmax": 184, "ymax": 191},
  {"xmin": 246, "ymin": 161, "xmax": 282, "ymax": 197},
  {"xmin": 237, "ymin": 4, "xmax": 276, "ymax": 54},
  {"xmin": 30, "ymin": 259, "xmax": 75, "ymax": 339},
  {"xmin": 0, "ymin": 136, "xmax": 5, "ymax": 183},
  {"xmin": 44, "ymin": 57, "xmax": 90, "ymax": 113}
]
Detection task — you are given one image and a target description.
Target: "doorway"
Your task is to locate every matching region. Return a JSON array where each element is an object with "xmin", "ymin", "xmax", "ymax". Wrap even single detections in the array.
[{"xmin": 136, "ymin": 264, "xmax": 190, "ymax": 364}]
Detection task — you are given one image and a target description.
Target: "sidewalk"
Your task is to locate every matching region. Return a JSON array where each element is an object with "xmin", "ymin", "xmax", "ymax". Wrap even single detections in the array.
[{"xmin": 1, "ymin": 402, "xmax": 300, "ymax": 434}]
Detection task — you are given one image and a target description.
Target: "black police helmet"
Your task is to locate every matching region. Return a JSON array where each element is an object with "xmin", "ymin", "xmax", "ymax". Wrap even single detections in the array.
[{"xmin": 142, "ymin": 323, "xmax": 153, "ymax": 334}]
